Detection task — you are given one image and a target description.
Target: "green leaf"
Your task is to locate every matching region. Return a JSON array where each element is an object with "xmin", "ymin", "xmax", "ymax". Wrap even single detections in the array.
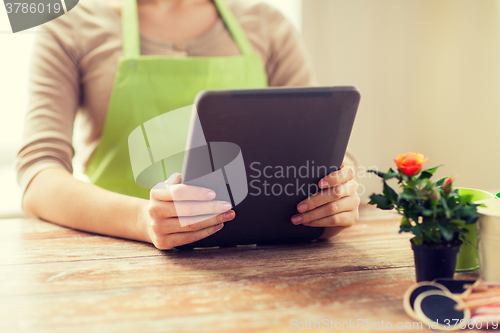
[
  {"xmin": 431, "ymin": 232, "xmax": 443, "ymax": 244},
  {"xmin": 421, "ymin": 165, "xmax": 441, "ymax": 175},
  {"xmin": 447, "ymin": 196, "xmax": 458, "ymax": 210},
  {"xmin": 422, "ymin": 209, "xmax": 433, "ymax": 216},
  {"xmin": 440, "ymin": 196, "xmax": 451, "ymax": 219},
  {"xmin": 368, "ymin": 169, "xmax": 399, "ymax": 181},
  {"xmin": 400, "ymin": 221, "xmax": 412, "ymax": 232},
  {"xmin": 400, "ymin": 217, "xmax": 414, "ymax": 233},
  {"xmin": 383, "ymin": 182, "xmax": 398, "ymax": 203},
  {"xmin": 419, "ymin": 171, "xmax": 432, "ymax": 180},
  {"xmin": 400, "ymin": 187, "xmax": 418, "ymax": 201},
  {"xmin": 434, "ymin": 177, "xmax": 447, "ymax": 187},
  {"xmin": 449, "ymin": 219, "xmax": 466, "ymax": 226},
  {"xmin": 383, "ymin": 168, "xmax": 399, "ymax": 180},
  {"xmin": 367, "ymin": 170, "xmax": 386, "ymax": 179},
  {"xmin": 412, "ymin": 223, "xmax": 425, "ymax": 240},
  {"xmin": 412, "ymin": 237, "xmax": 423, "ymax": 246},
  {"xmin": 398, "ymin": 193, "xmax": 412, "ymax": 201},
  {"xmin": 401, "ymin": 217, "xmax": 411, "ymax": 226},
  {"xmin": 368, "ymin": 194, "xmax": 394, "ymax": 210},
  {"xmin": 419, "ymin": 166, "xmax": 439, "ymax": 180},
  {"xmin": 458, "ymin": 194, "xmax": 474, "ymax": 204},
  {"xmin": 439, "ymin": 226, "xmax": 455, "ymax": 242}
]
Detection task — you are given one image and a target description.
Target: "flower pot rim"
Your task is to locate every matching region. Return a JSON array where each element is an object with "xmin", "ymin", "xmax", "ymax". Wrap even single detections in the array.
[{"xmin": 410, "ymin": 237, "xmax": 462, "ymax": 248}]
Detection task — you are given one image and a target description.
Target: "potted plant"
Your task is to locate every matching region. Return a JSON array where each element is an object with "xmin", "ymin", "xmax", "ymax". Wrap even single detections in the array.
[{"xmin": 368, "ymin": 152, "xmax": 480, "ymax": 282}]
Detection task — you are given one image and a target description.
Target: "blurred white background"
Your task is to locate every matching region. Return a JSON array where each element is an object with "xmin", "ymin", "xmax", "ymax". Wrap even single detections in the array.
[
  {"xmin": 0, "ymin": 8, "xmax": 35, "ymax": 216},
  {"xmin": 303, "ymin": 0, "xmax": 500, "ymax": 200},
  {"xmin": 1, "ymin": 0, "xmax": 499, "ymax": 217}
]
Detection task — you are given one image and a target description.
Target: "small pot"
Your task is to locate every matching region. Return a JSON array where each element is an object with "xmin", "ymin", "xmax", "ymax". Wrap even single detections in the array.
[{"xmin": 411, "ymin": 238, "xmax": 462, "ymax": 282}]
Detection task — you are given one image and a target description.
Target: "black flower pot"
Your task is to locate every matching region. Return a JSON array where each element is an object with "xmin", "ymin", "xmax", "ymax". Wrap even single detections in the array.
[{"xmin": 411, "ymin": 238, "xmax": 462, "ymax": 282}]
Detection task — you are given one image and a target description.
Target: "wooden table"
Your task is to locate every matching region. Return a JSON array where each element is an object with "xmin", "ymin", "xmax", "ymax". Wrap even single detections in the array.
[{"xmin": 0, "ymin": 206, "xmax": 480, "ymax": 333}]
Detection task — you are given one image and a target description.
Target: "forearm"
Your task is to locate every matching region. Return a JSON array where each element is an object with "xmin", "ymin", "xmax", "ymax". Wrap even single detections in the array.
[{"xmin": 23, "ymin": 168, "xmax": 150, "ymax": 243}]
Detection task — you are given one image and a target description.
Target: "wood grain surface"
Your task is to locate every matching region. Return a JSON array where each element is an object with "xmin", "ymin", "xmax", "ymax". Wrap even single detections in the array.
[{"xmin": 0, "ymin": 206, "xmax": 481, "ymax": 332}]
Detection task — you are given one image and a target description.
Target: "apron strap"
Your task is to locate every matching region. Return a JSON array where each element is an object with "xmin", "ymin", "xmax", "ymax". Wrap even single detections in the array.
[
  {"xmin": 122, "ymin": 0, "xmax": 141, "ymax": 58},
  {"xmin": 121, "ymin": 0, "xmax": 256, "ymax": 58},
  {"xmin": 213, "ymin": 0, "xmax": 255, "ymax": 56}
]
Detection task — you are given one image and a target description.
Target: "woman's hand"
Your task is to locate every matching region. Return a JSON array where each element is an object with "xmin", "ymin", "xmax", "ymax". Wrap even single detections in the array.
[
  {"xmin": 290, "ymin": 166, "xmax": 360, "ymax": 239},
  {"xmin": 142, "ymin": 173, "xmax": 235, "ymax": 250}
]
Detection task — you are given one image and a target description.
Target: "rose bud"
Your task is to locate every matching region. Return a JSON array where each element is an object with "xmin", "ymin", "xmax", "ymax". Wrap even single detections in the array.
[
  {"xmin": 443, "ymin": 177, "xmax": 454, "ymax": 194},
  {"xmin": 431, "ymin": 186, "xmax": 441, "ymax": 201}
]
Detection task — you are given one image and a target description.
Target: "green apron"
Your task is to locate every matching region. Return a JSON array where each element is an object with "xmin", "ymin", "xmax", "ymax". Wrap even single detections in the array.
[{"xmin": 85, "ymin": 0, "xmax": 268, "ymax": 199}]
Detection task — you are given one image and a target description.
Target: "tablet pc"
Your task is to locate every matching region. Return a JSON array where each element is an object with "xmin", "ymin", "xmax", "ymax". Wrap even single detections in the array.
[{"xmin": 179, "ymin": 87, "xmax": 360, "ymax": 249}]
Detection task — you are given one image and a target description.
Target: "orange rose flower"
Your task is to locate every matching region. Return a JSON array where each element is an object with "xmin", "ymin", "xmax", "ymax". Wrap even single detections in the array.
[{"xmin": 393, "ymin": 152, "xmax": 428, "ymax": 177}]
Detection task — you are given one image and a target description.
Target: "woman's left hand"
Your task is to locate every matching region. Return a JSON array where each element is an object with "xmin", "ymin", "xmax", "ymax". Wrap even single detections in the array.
[{"xmin": 291, "ymin": 166, "xmax": 360, "ymax": 239}]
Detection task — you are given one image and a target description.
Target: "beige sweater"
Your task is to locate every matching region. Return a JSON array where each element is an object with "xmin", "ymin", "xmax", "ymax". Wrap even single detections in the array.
[{"xmin": 16, "ymin": 0, "xmax": 317, "ymax": 193}]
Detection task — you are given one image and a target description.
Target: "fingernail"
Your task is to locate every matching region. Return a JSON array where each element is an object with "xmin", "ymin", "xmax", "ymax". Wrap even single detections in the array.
[
  {"xmin": 206, "ymin": 190, "xmax": 216, "ymax": 200},
  {"xmin": 291, "ymin": 215, "xmax": 303, "ymax": 224},
  {"xmin": 225, "ymin": 210, "xmax": 235, "ymax": 220},
  {"xmin": 222, "ymin": 202, "xmax": 232, "ymax": 211},
  {"xmin": 297, "ymin": 203, "xmax": 308, "ymax": 213},
  {"xmin": 318, "ymin": 180, "xmax": 329, "ymax": 189},
  {"xmin": 215, "ymin": 223, "xmax": 224, "ymax": 231}
]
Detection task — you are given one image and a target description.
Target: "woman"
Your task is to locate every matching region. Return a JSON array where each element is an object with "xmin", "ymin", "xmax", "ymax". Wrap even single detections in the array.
[{"xmin": 16, "ymin": 0, "xmax": 360, "ymax": 249}]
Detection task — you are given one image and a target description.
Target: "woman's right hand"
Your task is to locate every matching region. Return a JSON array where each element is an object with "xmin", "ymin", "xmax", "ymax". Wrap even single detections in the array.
[{"xmin": 142, "ymin": 173, "xmax": 235, "ymax": 250}]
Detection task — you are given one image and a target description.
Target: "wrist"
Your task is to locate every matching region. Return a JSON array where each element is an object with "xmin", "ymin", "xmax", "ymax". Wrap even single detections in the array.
[{"xmin": 134, "ymin": 197, "xmax": 152, "ymax": 243}]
